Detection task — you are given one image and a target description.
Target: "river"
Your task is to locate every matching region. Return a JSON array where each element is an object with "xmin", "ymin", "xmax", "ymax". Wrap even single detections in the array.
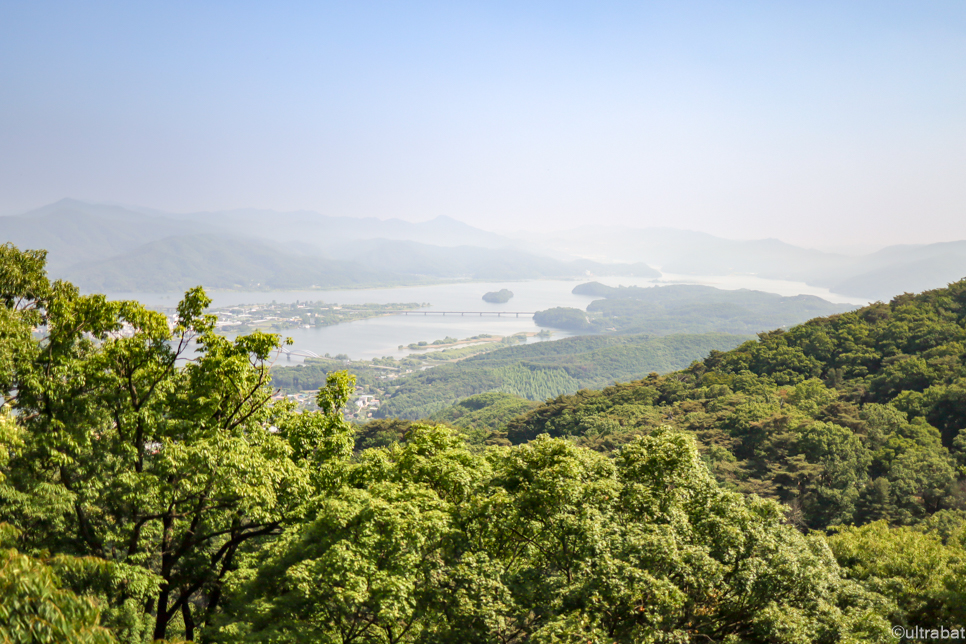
[{"xmin": 103, "ymin": 275, "xmax": 868, "ymax": 361}]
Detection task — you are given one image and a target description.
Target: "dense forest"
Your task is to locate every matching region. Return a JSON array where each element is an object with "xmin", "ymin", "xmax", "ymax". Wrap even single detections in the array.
[
  {"xmin": 1, "ymin": 243, "xmax": 965, "ymax": 642},
  {"xmin": 373, "ymin": 332, "xmax": 749, "ymax": 419},
  {"xmin": 503, "ymin": 286, "xmax": 966, "ymax": 530},
  {"xmin": 269, "ymin": 332, "xmax": 750, "ymax": 420}
]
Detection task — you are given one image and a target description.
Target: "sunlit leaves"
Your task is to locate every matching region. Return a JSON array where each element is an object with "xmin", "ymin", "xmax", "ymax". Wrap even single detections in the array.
[{"xmin": 0, "ymin": 244, "xmax": 359, "ymax": 640}]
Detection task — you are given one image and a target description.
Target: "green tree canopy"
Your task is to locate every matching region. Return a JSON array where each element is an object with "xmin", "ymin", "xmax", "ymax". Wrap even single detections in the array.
[
  {"xmin": 216, "ymin": 426, "xmax": 893, "ymax": 643},
  {"xmin": 0, "ymin": 243, "xmax": 356, "ymax": 641}
]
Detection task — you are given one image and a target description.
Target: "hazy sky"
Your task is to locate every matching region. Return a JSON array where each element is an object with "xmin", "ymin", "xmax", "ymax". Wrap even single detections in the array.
[{"xmin": 1, "ymin": 1, "xmax": 964, "ymax": 247}]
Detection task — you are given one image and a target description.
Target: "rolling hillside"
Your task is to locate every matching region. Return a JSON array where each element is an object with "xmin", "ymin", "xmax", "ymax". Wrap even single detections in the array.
[
  {"xmin": 0, "ymin": 199, "xmax": 178, "ymax": 270},
  {"xmin": 63, "ymin": 234, "xmax": 404, "ymax": 291},
  {"xmin": 493, "ymin": 278, "xmax": 966, "ymax": 530},
  {"xmin": 372, "ymin": 332, "xmax": 750, "ymax": 419}
]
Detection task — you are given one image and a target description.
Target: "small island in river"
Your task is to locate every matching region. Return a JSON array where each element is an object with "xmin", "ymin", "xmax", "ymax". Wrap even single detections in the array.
[{"xmin": 482, "ymin": 288, "xmax": 514, "ymax": 303}]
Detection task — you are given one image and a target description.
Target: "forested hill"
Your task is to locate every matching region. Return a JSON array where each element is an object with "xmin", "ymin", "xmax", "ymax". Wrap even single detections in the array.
[
  {"xmin": 536, "ymin": 282, "xmax": 852, "ymax": 335},
  {"xmin": 373, "ymin": 332, "xmax": 749, "ymax": 420},
  {"xmin": 500, "ymin": 278, "xmax": 966, "ymax": 530},
  {"xmin": 2, "ymin": 243, "xmax": 966, "ymax": 640},
  {"xmin": 64, "ymin": 234, "xmax": 407, "ymax": 291}
]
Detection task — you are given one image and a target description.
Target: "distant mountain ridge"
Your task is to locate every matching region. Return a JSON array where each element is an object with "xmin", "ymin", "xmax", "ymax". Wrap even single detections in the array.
[
  {"xmin": 324, "ymin": 239, "xmax": 659, "ymax": 280},
  {"xmin": 0, "ymin": 200, "xmax": 181, "ymax": 270},
  {"xmin": 62, "ymin": 234, "xmax": 404, "ymax": 292},
  {"xmin": 140, "ymin": 205, "xmax": 518, "ymax": 250},
  {"xmin": 528, "ymin": 225, "xmax": 966, "ymax": 300},
  {"xmin": 824, "ymin": 241, "xmax": 966, "ymax": 299},
  {"xmin": 1, "ymin": 199, "xmax": 659, "ymax": 291},
  {"xmin": 4, "ymin": 199, "xmax": 965, "ymax": 299}
]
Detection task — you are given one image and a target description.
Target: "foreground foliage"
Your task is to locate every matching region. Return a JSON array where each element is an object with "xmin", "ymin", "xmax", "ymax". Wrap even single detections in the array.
[
  {"xmin": 1, "ymin": 243, "xmax": 965, "ymax": 641},
  {"xmin": 0, "ymin": 525, "xmax": 115, "ymax": 644},
  {"xmin": 211, "ymin": 425, "xmax": 894, "ymax": 643},
  {"xmin": 0, "ymin": 243, "xmax": 354, "ymax": 641}
]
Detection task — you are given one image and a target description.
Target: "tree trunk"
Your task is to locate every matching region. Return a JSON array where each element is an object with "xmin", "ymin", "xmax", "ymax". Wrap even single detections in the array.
[
  {"xmin": 183, "ymin": 600, "xmax": 195, "ymax": 641},
  {"xmin": 155, "ymin": 513, "xmax": 174, "ymax": 641},
  {"xmin": 153, "ymin": 585, "xmax": 170, "ymax": 641}
]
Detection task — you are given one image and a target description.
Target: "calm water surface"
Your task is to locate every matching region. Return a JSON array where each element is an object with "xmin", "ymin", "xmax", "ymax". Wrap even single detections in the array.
[{"xmin": 103, "ymin": 276, "xmax": 867, "ymax": 360}]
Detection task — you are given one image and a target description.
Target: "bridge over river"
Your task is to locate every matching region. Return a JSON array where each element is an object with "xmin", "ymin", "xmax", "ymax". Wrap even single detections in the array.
[
  {"xmin": 391, "ymin": 310, "xmax": 536, "ymax": 317},
  {"xmin": 281, "ymin": 347, "xmax": 322, "ymax": 358}
]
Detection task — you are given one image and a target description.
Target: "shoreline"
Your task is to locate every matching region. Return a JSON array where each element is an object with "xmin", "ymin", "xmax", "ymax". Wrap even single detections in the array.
[{"xmin": 406, "ymin": 331, "xmax": 545, "ymax": 352}]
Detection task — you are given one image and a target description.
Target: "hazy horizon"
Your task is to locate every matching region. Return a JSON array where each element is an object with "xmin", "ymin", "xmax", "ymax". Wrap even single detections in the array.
[
  {"xmin": 2, "ymin": 2, "xmax": 965, "ymax": 249},
  {"xmin": 0, "ymin": 196, "xmax": 919, "ymax": 256}
]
